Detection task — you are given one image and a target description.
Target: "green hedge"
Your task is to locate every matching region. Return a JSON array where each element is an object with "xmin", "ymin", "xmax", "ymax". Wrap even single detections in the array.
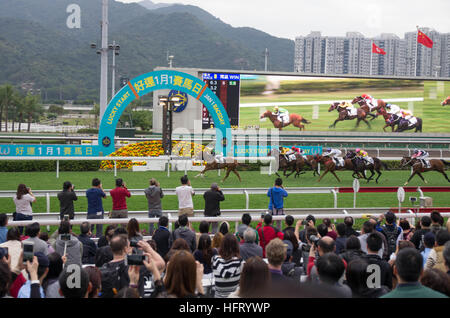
[{"xmin": 0, "ymin": 160, "xmax": 101, "ymax": 172}]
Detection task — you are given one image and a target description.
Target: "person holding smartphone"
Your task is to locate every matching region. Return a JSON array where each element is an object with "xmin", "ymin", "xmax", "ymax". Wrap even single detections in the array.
[
  {"xmin": 13, "ymin": 184, "xmax": 36, "ymax": 234},
  {"xmin": 57, "ymin": 181, "xmax": 77, "ymax": 220}
]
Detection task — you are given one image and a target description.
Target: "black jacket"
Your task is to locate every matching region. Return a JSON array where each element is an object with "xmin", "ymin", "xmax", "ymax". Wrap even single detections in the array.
[
  {"xmin": 78, "ymin": 233, "xmax": 98, "ymax": 265},
  {"xmin": 203, "ymin": 190, "xmax": 225, "ymax": 216},
  {"xmin": 152, "ymin": 226, "xmax": 171, "ymax": 258},
  {"xmin": 57, "ymin": 190, "xmax": 77, "ymax": 218},
  {"xmin": 362, "ymin": 254, "xmax": 393, "ymax": 289}
]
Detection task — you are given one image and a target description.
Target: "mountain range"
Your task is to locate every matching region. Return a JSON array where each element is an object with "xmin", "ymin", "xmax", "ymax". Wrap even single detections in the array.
[{"xmin": 0, "ymin": 0, "xmax": 294, "ymax": 101}]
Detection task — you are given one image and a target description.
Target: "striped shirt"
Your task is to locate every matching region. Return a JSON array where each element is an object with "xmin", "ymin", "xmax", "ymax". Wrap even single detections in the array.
[{"xmin": 211, "ymin": 255, "xmax": 244, "ymax": 298}]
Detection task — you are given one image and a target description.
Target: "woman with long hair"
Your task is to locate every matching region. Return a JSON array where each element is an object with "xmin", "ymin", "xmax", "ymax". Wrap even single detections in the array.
[
  {"xmin": 229, "ymin": 256, "xmax": 272, "ymax": 298},
  {"xmin": 194, "ymin": 234, "xmax": 217, "ymax": 274},
  {"xmin": 127, "ymin": 218, "xmax": 143, "ymax": 242},
  {"xmin": 13, "ymin": 184, "xmax": 36, "ymax": 234}
]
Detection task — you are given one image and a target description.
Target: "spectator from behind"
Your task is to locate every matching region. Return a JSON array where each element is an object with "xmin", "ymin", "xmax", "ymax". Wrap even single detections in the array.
[
  {"xmin": 382, "ymin": 248, "xmax": 447, "ymax": 298},
  {"xmin": 444, "ymin": 241, "xmax": 450, "ymax": 276},
  {"xmin": 42, "ymin": 252, "xmax": 63, "ymax": 298},
  {"xmin": 266, "ymin": 238, "xmax": 298, "ymax": 295},
  {"xmin": 346, "ymin": 258, "xmax": 389, "ymax": 298},
  {"xmin": 362, "ymin": 233, "xmax": 393, "ymax": 289},
  {"xmin": 13, "ymin": 184, "xmax": 36, "ymax": 234},
  {"xmin": 127, "ymin": 218, "xmax": 143, "ymax": 242},
  {"xmin": 229, "ymin": 256, "xmax": 271, "ymax": 298},
  {"xmin": 316, "ymin": 253, "xmax": 352, "ymax": 297},
  {"xmin": 219, "ymin": 221, "xmax": 230, "ymax": 236},
  {"xmin": 0, "ymin": 227, "xmax": 22, "ymax": 274},
  {"xmin": 267, "ymin": 178, "xmax": 288, "ymax": 230},
  {"xmin": 78, "ymin": 222, "xmax": 97, "ymax": 265},
  {"xmin": 24, "ymin": 222, "xmax": 48, "ymax": 255},
  {"xmin": 203, "ymin": 183, "xmax": 225, "ymax": 234},
  {"xmin": 54, "ymin": 220, "xmax": 83, "ymax": 266},
  {"xmin": 282, "ymin": 215, "xmax": 295, "ymax": 235},
  {"xmin": 281, "ymin": 240, "xmax": 302, "ymax": 281},
  {"xmin": 175, "ymin": 175, "xmax": 195, "ymax": 217},
  {"xmin": 399, "ymin": 218, "xmax": 414, "ymax": 241},
  {"xmin": 18, "ymin": 253, "xmax": 49, "ymax": 298},
  {"xmin": 420, "ymin": 268, "xmax": 450, "ymax": 297},
  {"xmin": 110, "ymin": 178, "xmax": 131, "ymax": 219},
  {"xmin": 425, "ymin": 230, "xmax": 450, "ymax": 272},
  {"xmin": 194, "ymin": 234, "xmax": 217, "ymax": 275},
  {"xmin": 0, "ymin": 213, "xmax": 8, "ymax": 244},
  {"xmin": 59, "ymin": 266, "xmax": 91, "ymax": 298},
  {"xmin": 430, "ymin": 211, "xmax": 445, "ymax": 234},
  {"xmin": 57, "ymin": 181, "xmax": 77, "ymax": 220},
  {"xmin": 171, "ymin": 214, "xmax": 196, "ymax": 252},
  {"xmin": 344, "ymin": 216, "xmax": 359, "ymax": 237},
  {"xmin": 152, "ymin": 216, "xmax": 171, "ymax": 258},
  {"xmin": 358, "ymin": 221, "xmax": 374, "ymax": 255},
  {"xmin": 258, "ymin": 213, "xmax": 284, "ymax": 257},
  {"xmin": 212, "ymin": 232, "xmax": 223, "ymax": 250},
  {"xmin": 165, "ymin": 238, "xmax": 191, "ymax": 262},
  {"xmin": 237, "ymin": 213, "xmax": 259, "ymax": 244},
  {"xmin": 86, "ymin": 178, "xmax": 106, "ymax": 237},
  {"xmin": 322, "ymin": 218, "xmax": 337, "ymax": 240},
  {"xmin": 84, "ymin": 266, "xmax": 101, "ymax": 298},
  {"xmin": 196, "ymin": 221, "xmax": 210, "ymax": 247},
  {"xmin": 39, "ymin": 232, "xmax": 55, "ymax": 255},
  {"xmin": 421, "ymin": 232, "xmax": 435, "ymax": 268},
  {"xmin": 212, "ymin": 233, "xmax": 243, "ymax": 298},
  {"xmin": 410, "ymin": 216, "xmax": 432, "ymax": 250},
  {"xmin": 144, "ymin": 178, "xmax": 164, "ymax": 235},
  {"xmin": 339, "ymin": 235, "xmax": 364, "ymax": 264},
  {"xmin": 335, "ymin": 223, "xmax": 347, "ymax": 255},
  {"xmin": 0, "ymin": 261, "xmax": 11, "ymax": 298},
  {"xmin": 298, "ymin": 214, "xmax": 316, "ymax": 243},
  {"xmin": 239, "ymin": 228, "xmax": 263, "ymax": 261},
  {"xmin": 379, "ymin": 212, "xmax": 403, "ymax": 259},
  {"xmin": 97, "ymin": 225, "xmax": 117, "ymax": 248}
]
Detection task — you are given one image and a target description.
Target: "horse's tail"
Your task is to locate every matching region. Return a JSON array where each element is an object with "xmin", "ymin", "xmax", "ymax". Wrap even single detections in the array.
[
  {"xmin": 441, "ymin": 160, "xmax": 450, "ymax": 166},
  {"xmin": 303, "ymin": 118, "xmax": 311, "ymax": 124},
  {"xmin": 417, "ymin": 117, "xmax": 423, "ymax": 132}
]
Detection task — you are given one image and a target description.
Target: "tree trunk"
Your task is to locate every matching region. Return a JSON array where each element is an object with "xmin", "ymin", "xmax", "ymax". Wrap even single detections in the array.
[
  {"xmin": 27, "ymin": 113, "xmax": 32, "ymax": 132},
  {"xmin": 18, "ymin": 113, "xmax": 23, "ymax": 132},
  {"xmin": 0, "ymin": 106, "xmax": 3, "ymax": 132},
  {"xmin": 11, "ymin": 116, "xmax": 15, "ymax": 132}
]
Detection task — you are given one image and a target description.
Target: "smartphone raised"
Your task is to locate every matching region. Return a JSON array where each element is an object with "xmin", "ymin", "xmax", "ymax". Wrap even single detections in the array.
[{"xmin": 23, "ymin": 242, "xmax": 34, "ymax": 263}]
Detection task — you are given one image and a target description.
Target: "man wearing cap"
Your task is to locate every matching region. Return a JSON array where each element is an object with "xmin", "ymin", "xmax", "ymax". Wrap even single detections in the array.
[
  {"xmin": 203, "ymin": 183, "xmax": 225, "ymax": 234},
  {"xmin": 17, "ymin": 252, "xmax": 49, "ymax": 298}
]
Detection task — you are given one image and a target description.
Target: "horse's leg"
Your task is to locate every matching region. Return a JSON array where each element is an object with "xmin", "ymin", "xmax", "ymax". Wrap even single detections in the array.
[
  {"xmin": 404, "ymin": 170, "xmax": 417, "ymax": 185},
  {"xmin": 330, "ymin": 170, "xmax": 341, "ymax": 182},
  {"xmin": 330, "ymin": 119, "xmax": 340, "ymax": 128},
  {"xmin": 440, "ymin": 170, "xmax": 450, "ymax": 182},
  {"xmin": 375, "ymin": 168, "xmax": 382, "ymax": 184},
  {"xmin": 416, "ymin": 172, "xmax": 427, "ymax": 184},
  {"xmin": 231, "ymin": 169, "xmax": 242, "ymax": 182},
  {"xmin": 221, "ymin": 168, "xmax": 232, "ymax": 183},
  {"xmin": 366, "ymin": 168, "xmax": 375, "ymax": 183},
  {"xmin": 317, "ymin": 168, "xmax": 329, "ymax": 182},
  {"xmin": 364, "ymin": 119, "xmax": 371, "ymax": 129}
]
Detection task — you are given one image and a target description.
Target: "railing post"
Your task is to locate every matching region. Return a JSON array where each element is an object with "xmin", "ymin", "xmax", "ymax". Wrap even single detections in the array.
[
  {"xmin": 167, "ymin": 159, "xmax": 170, "ymax": 177},
  {"xmin": 331, "ymin": 189, "xmax": 337, "ymax": 208},
  {"xmin": 244, "ymin": 190, "xmax": 249, "ymax": 210},
  {"xmin": 114, "ymin": 161, "xmax": 117, "ymax": 177},
  {"xmin": 46, "ymin": 193, "xmax": 50, "ymax": 213},
  {"xmin": 168, "ymin": 213, "xmax": 172, "ymax": 232},
  {"xmin": 56, "ymin": 160, "xmax": 59, "ymax": 179}
]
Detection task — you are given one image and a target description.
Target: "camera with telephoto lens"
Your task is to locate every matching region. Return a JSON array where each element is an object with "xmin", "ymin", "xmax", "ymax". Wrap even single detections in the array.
[
  {"xmin": 309, "ymin": 235, "xmax": 320, "ymax": 247},
  {"xmin": 126, "ymin": 254, "xmax": 148, "ymax": 266}
]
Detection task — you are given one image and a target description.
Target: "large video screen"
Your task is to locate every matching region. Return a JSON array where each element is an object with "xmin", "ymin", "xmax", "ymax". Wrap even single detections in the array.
[{"xmin": 238, "ymin": 75, "xmax": 450, "ymax": 133}]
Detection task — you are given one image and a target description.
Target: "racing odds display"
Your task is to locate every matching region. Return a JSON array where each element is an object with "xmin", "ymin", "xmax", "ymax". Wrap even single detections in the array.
[{"xmin": 201, "ymin": 72, "xmax": 240, "ymax": 129}]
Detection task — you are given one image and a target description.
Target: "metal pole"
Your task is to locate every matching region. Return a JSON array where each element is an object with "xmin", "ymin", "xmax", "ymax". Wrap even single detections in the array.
[
  {"xmin": 46, "ymin": 193, "xmax": 50, "ymax": 213},
  {"xmin": 114, "ymin": 160, "xmax": 117, "ymax": 177},
  {"xmin": 415, "ymin": 26, "xmax": 419, "ymax": 77},
  {"xmin": 56, "ymin": 160, "xmax": 59, "ymax": 179},
  {"xmin": 99, "ymin": 0, "xmax": 109, "ymax": 122},
  {"xmin": 111, "ymin": 40, "xmax": 116, "ymax": 98},
  {"xmin": 244, "ymin": 190, "xmax": 249, "ymax": 210},
  {"xmin": 370, "ymin": 40, "xmax": 373, "ymax": 76}
]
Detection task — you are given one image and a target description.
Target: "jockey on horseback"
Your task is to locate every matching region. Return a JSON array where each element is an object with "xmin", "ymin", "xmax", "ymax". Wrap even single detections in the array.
[
  {"xmin": 355, "ymin": 148, "xmax": 374, "ymax": 166},
  {"xmin": 412, "ymin": 149, "xmax": 430, "ymax": 168},
  {"xmin": 400, "ymin": 109, "xmax": 417, "ymax": 127},
  {"xmin": 385, "ymin": 104, "xmax": 401, "ymax": 123},
  {"xmin": 273, "ymin": 106, "xmax": 290, "ymax": 125},
  {"xmin": 361, "ymin": 94, "xmax": 378, "ymax": 111},
  {"xmin": 211, "ymin": 149, "xmax": 225, "ymax": 164},
  {"xmin": 339, "ymin": 102, "xmax": 357, "ymax": 117},
  {"xmin": 322, "ymin": 147, "xmax": 343, "ymax": 167},
  {"xmin": 285, "ymin": 146, "xmax": 302, "ymax": 162}
]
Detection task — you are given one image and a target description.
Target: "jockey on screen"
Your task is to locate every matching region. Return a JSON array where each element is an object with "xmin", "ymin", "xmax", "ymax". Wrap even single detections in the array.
[
  {"xmin": 339, "ymin": 102, "xmax": 357, "ymax": 116},
  {"xmin": 361, "ymin": 94, "xmax": 378, "ymax": 111},
  {"xmin": 411, "ymin": 148, "xmax": 430, "ymax": 168},
  {"xmin": 322, "ymin": 147, "xmax": 343, "ymax": 167},
  {"xmin": 355, "ymin": 148, "xmax": 373, "ymax": 165},
  {"xmin": 273, "ymin": 106, "xmax": 290, "ymax": 125}
]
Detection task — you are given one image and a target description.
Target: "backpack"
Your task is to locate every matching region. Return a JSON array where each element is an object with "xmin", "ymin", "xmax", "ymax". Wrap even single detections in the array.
[
  {"xmin": 382, "ymin": 225, "xmax": 400, "ymax": 257},
  {"xmin": 99, "ymin": 260, "xmax": 129, "ymax": 298}
]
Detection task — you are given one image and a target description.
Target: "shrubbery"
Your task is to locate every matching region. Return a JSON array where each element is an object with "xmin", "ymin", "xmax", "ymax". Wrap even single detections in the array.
[{"xmin": 0, "ymin": 160, "xmax": 101, "ymax": 172}]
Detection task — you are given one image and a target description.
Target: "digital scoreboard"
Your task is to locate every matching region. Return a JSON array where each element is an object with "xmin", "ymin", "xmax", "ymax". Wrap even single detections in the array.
[{"xmin": 201, "ymin": 72, "xmax": 240, "ymax": 129}]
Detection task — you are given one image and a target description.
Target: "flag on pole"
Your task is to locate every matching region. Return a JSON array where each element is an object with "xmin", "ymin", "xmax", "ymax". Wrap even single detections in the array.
[
  {"xmin": 372, "ymin": 42, "xmax": 386, "ymax": 55},
  {"xmin": 417, "ymin": 30, "xmax": 433, "ymax": 48}
]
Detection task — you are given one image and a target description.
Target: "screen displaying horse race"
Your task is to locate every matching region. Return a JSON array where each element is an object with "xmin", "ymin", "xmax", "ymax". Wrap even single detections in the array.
[{"xmin": 238, "ymin": 75, "xmax": 450, "ymax": 133}]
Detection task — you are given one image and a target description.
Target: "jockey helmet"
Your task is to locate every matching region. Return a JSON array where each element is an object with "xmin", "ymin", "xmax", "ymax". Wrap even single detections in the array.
[
  {"xmin": 361, "ymin": 94, "xmax": 369, "ymax": 99},
  {"xmin": 273, "ymin": 106, "xmax": 279, "ymax": 113},
  {"xmin": 326, "ymin": 148, "xmax": 332, "ymax": 152},
  {"xmin": 413, "ymin": 149, "xmax": 419, "ymax": 154},
  {"xmin": 386, "ymin": 104, "xmax": 391, "ymax": 109},
  {"xmin": 355, "ymin": 148, "xmax": 361, "ymax": 153}
]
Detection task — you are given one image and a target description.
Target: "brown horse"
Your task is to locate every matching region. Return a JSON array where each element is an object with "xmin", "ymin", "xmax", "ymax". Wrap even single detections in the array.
[
  {"xmin": 304, "ymin": 155, "xmax": 320, "ymax": 176},
  {"xmin": 313, "ymin": 154, "xmax": 363, "ymax": 182},
  {"xmin": 194, "ymin": 152, "xmax": 242, "ymax": 182},
  {"xmin": 400, "ymin": 156, "xmax": 450, "ymax": 185},
  {"xmin": 328, "ymin": 102, "xmax": 371, "ymax": 129},
  {"xmin": 442, "ymin": 96, "xmax": 450, "ymax": 106},
  {"xmin": 268, "ymin": 148, "xmax": 307, "ymax": 178},
  {"xmin": 260, "ymin": 110, "xmax": 311, "ymax": 130},
  {"xmin": 376, "ymin": 107, "xmax": 399, "ymax": 132},
  {"xmin": 351, "ymin": 96, "xmax": 387, "ymax": 120}
]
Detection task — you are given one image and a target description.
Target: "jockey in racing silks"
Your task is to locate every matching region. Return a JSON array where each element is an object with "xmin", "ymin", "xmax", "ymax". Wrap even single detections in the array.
[
  {"xmin": 339, "ymin": 101, "xmax": 357, "ymax": 117},
  {"xmin": 322, "ymin": 147, "xmax": 343, "ymax": 167},
  {"xmin": 273, "ymin": 106, "xmax": 290, "ymax": 125},
  {"xmin": 211, "ymin": 149, "xmax": 225, "ymax": 164},
  {"xmin": 361, "ymin": 94, "xmax": 378, "ymax": 111},
  {"xmin": 401, "ymin": 109, "xmax": 417, "ymax": 126},
  {"xmin": 355, "ymin": 148, "xmax": 373, "ymax": 165},
  {"xmin": 411, "ymin": 148, "xmax": 430, "ymax": 168},
  {"xmin": 285, "ymin": 146, "xmax": 302, "ymax": 162}
]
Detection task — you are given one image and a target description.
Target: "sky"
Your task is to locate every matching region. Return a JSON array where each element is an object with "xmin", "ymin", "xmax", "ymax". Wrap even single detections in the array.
[{"xmin": 118, "ymin": 0, "xmax": 449, "ymax": 40}]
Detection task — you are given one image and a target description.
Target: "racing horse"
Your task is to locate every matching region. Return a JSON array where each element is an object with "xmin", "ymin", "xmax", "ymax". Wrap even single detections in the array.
[
  {"xmin": 345, "ymin": 151, "xmax": 389, "ymax": 184},
  {"xmin": 268, "ymin": 148, "xmax": 307, "ymax": 178},
  {"xmin": 313, "ymin": 154, "xmax": 364, "ymax": 182},
  {"xmin": 260, "ymin": 110, "xmax": 311, "ymax": 131},
  {"xmin": 376, "ymin": 106, "xmax": 400, "ymax": 132},
  {"xmin": 396, "ymin": 117, "xmax": 423, "ymax": 132},
  {"xmin": 194, "ymin": 152, "xmax": 243, "ymax": 182},
  {"xmin": 328, "ymin": 102, "xmax": 371, "ymax": 129},
  {"xmin": 401, "ymin": 156, "xmax": 450, "ymax": 185},
  {"xmin": 351, "ymin": 96, "xmax": 387, "ymax": 120},
  {"xmin": 441, "ymin": 96, "xmax": 450, "ymax": 106}
]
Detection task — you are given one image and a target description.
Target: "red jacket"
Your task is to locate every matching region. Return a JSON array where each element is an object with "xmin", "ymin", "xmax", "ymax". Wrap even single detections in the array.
[
  {"xmin": 110, "ymin": 186, "xmax": 131, "ymax": 210},
  {"xmin": 307, "ymin": 255, "xmax": 347, "ymax": 276},
  {"xmin": 257, "ymin": 222, "xmax": 284, "ymax": 257}
]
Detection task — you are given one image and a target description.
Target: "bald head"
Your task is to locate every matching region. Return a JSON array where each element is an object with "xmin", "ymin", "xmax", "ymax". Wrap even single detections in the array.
[{"xmin": 318, "ymin": 236, "xmax": 336, "ymax": 256}]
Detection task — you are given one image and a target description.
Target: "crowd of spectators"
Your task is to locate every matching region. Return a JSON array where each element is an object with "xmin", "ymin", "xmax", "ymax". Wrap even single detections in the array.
[{"xmin": 1, "ymin": 177, "xmax": 450, "ymax": 298}]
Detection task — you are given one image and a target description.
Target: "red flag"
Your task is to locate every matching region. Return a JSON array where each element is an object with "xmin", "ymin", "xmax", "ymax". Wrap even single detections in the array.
[
  {"xmin": 372, "ymin": 42, "xmax": 386, "ymax": 55},
  {"xmin": 417, "ymin": 30, "xmax": 433, "ymax": 48}
]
